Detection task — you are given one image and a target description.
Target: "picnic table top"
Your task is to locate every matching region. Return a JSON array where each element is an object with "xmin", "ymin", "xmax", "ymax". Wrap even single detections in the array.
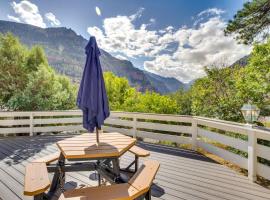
[{"xmin": 56, "ymin": 132, "xmax": 136, "ymax": 159}]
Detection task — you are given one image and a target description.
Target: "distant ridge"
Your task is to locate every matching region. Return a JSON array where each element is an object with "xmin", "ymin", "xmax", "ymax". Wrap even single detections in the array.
[
  {"xmin": 0, "ymin": 20, "xmax": 185, "ymax": 93},
  {"xmin": 231, "ymin": 55, "xmax": 249, "ymax": 67}
]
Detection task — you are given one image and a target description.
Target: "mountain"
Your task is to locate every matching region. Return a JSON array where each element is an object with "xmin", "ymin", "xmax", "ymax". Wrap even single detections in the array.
[
  {"xmin": 231, "ymin": 55, "xmax": 249, "ymax": 67},
  {"xmin": 0, "ymin": 20, "xmax": 185, "ymax": 94},
  {"xmin": 184, "ymin": 79, "xmax": 196, "ymax": 90},
  {"xmin": 143, "ymin": 71, "xmax": 185, "ymax": 93}
]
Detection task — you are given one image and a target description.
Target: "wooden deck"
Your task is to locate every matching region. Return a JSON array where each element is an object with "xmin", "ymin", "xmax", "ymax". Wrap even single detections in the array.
[{"xmin": 0, "ymin": 135, "xmax": 270, "ymax": 200}]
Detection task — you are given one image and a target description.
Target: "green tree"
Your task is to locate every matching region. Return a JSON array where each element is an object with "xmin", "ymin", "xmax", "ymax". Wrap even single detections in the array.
[
  {"xmin": 170, "ymin": 88, "xmax": 192, "ymax": 115},
  {"xmin": 189, "ymin": 39, "xmax": 270, "ymax": 122},
  {"xmin": 26, "ymin": 45, "xmax": 48, "ymax": 72},
  {"xmin": 0, "ymin": 33, "xmax": 77, "ymax": 111},
  {"xmin": 104, "ymin": 72, "xmax": 136, "ymax": 110},
  {"xmin": 0, "ymin": 33, "xmax": 28, "ymax": 104},
  {"xmin": 225, "ymin": 0, "xmax": 270, "ymax": 44},
  {"xmin": 103, "ymin": 72, "xmax": 178, "ymax": 114},
  {"xmin": 8, "ymin": 65, "xmax": 77, "ymax": 111},
  {"xmin": 235, "ymin": 39, "xmax": 270, "ymax": 116},
  {"xmin": 135, "ymin": 91, "xmax": 178, "ymax": 114},
  {"xmin": 191, "ymin": 67, "xmax": 244, "ymax": 121}
]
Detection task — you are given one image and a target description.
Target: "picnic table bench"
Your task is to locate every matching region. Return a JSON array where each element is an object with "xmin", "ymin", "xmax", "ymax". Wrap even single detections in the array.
[
  {"xmin": 24, "ymin": 133, "xmax": 158, "ymax": 200},
  {"xmin": 32, "ymin": 152, "xmax": 60, "ymax": 164},
  {"xmin": 126, "ymin": 145, "xmax": 150, "ymax": 172},
  {"xmin": 59, "ymin": 160, "xmax": 160, "ymax": 200},
  {"xmin": 24, "ymin": 163, "xmax": 51, "ymax": 198}
]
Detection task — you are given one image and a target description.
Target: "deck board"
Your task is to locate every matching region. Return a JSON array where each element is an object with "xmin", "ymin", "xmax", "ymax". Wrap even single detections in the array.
[{"xmin": 0, "ymin": 134, "xmax": 269, "ymax": 200}]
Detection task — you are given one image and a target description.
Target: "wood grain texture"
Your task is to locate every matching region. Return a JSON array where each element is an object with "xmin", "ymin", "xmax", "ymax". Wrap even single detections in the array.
[
  {"xmin": 24, "ymin": 163, "xmax": 50, "ymax": 196},
  {"xmin": 59, "ymin": 160, "xmax": 160, "ymax": 200},
  {"xmin": 129, "ymin": 146, "xmax": 150, "ymax": 157},
  {"xmin": 59, "ymin": 183, "xmax": 138, "ymax": 200},
  {"xmin": 1, "ymin": 135, "xmax": 270, "ymax": 200},
  {"xmin": 32, "ymin": 152, "xmax": 60, "ymax": 164},
  {"xmin": 57, "ymin": 133, "xmax": 136, "ymax": 159},
  {"xmin": 128, "ymin": 160, "xmax": 160, "ymax": 197}
]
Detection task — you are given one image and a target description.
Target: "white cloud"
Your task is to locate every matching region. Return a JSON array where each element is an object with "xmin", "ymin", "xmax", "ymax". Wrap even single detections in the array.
[
  {"xmin": 87, "ymin": 8, "xmax": 251, "ymax": 83},
  {"xmin": 145, "ymin": 16, "xmax": 251, "ymax": 82},
  {"xmin": 198, "ymin": 8, "xmax": 225, "ymax": 17},
  {"xmin": 150, "ymin": 18, "xmax": 156, "ymax": 23},
  {"xmin": 115, "ymin": 54, "xmax": 128, "ymax": 60},
  {"xmin": 10, "ymin": 0, "xmax": 46, "ymax": 28},
  {"xmin": 194, "ymin": 8, "xmax": 226, "ymax": 26},
  {"xmin": 7, "ymin": 15, "xmax": 20, "ymax": 22},
  {"xmin": 87, "ymin": 14, "xmax": 161, "ymax": 58},
  {"xmin": 95, "ymin": 6, "xmax": 101, "ymax": 16},
  {"xmin": 129, "ymin": 7, "xmax": 144, "ymax": 21},
  {"xmin": 45, "ymin": 12, "xmax": 60, "ymax": 26}
]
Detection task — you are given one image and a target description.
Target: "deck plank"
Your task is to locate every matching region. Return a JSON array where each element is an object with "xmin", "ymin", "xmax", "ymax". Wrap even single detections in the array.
[
  {"xmin": 0, "ymin": 179, "xmax": 21, "ymax": 200},
  {"xmin": 0, "ymin": 135, "xmax": 269, "ymax": 200},
  {"xmin": 121, "ymin": 156, "xmax": 270, "ymax": 200}
]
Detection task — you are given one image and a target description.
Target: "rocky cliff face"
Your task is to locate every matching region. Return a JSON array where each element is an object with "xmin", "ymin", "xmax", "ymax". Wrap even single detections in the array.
[{"xmin": 0, "ymin": 20, "xmax": 184, "ymax": 93}]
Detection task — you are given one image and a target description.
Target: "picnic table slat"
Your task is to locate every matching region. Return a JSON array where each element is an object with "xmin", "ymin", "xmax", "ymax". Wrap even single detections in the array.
[
  {"xmin": 128, "ymin": 160, "xmax": 160, "ymax": 196},
  {"xmin": 58, "ymin": 138, "xmax": 133, "ymax": 143},
  {"xmin": 61, "ymin": 137, "xmax": 132, "ymax": 141},
  {"xmin": 129, "ymin": 146, "xmax": 150, "ymax": 157},
  {"xmin": 59, "ymin": 183, "xmax": 138, "ymax": 200},
  {"xmin": 59, "ymin": 144, "xmax": 133, "ymax": 151},
  {"xmin": 58, "ymin": 141, "xmax": 136, "ymax": 146},
  {"xmin": 24, "ymin": 162, "xmax": 50, "ymax": 196},
  {"xmin": 32, "ymin": 152, "xmax": 60, "ymax": 164},
  {"xmin": 57, "ymin": 133, "xmax": 136, "ymax": 159}
]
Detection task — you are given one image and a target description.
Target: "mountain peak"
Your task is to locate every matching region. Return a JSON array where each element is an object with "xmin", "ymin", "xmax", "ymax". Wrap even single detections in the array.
[{"xmin": 0, "ymin": 20, "xmax": 184, "ymax": 94}]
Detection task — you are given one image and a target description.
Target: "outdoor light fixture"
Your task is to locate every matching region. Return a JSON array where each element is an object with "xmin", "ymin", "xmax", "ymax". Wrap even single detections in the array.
[{"xmin": 241, "ymin": 102, "xmax": 260, "ymax": 124}]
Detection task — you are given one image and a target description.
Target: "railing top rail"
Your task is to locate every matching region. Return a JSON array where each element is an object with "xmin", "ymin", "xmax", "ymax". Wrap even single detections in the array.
[
  {"xmin": 0, "ymin": 110, "xmax": 269, "ymax": 135},
  {"xmin": 0, "ymin": 110, "xmax": 81, "ymax": 113},
  {"xmin": 194, "ymin": 116, "xmax": 245, "ymax": 126},
  {"xmin": 194, "ymin": 116, "xmax": 270, "ymax": 135},
  {"xmin": 111, "ymin": 111, "xmax": 192, "ymax": 117}
]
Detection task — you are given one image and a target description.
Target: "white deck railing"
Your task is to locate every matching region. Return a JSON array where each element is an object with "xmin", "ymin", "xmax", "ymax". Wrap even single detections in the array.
[{"xmin": 0, "ymin": 110, "xmax": 270, "ymax": 182}]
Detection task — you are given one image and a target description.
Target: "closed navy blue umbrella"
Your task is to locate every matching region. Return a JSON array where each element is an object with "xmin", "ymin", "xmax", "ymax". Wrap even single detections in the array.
[{"xmin": 77, "ymin": 36, "xmax": 110, "ymax": 144}]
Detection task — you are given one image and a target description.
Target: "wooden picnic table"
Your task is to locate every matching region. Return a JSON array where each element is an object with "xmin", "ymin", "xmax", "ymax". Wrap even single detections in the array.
[
  {"xmin": 48, "ymin": 132, "xmax": 136, "ymax": 196},
  {"xmin": 57, "ymin": 132, "xmax": 136, "ymax": 159}
]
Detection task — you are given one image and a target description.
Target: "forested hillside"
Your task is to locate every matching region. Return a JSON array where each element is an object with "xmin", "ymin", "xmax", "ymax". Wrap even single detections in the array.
[
  {"xmin": 0, "ymin": 20, "xmax": 184, "ymax": 94},
  {"xmin": 1, "ymin": 0, "xmax": 270, "ymax": 125},
  {"xmin": 0, "ymin": 33, "xmax": 178, "ymax": 114},
  {"xmin": 1, "ymin": 33, "xmax": 268, "ymax": 125}
]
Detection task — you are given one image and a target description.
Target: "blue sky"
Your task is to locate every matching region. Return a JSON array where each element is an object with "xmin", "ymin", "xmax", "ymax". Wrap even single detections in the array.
[{"xmin": 0, "ymin": 0, "xmax": 251, "ymax": 82}]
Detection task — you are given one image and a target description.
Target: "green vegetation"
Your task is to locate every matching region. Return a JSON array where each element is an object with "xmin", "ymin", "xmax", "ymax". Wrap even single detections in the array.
[
  {"xmin": 0, "ymin": 32, "xmax": 269, "ymax": 124},
  {"xmin": 0, "ymin": 33, "xmax": 178, "ymax": 114},
  {"xmin": 225, "ymin": 0, "xmax": 270, "ymax": 44},
  {"xmin": 0, "ymin": 33, "xmax": 77, "ymax": 111},
  {"xmin": 106, "ymin": 36, "xmax": 270, "ymax": 122},
  {"xmin": 104, "ymin": 72, "xmax": 178, "ymax": 114},
  {"xmin": 173, "ymin": 39, "xmax": 270, "ymax": 123}
]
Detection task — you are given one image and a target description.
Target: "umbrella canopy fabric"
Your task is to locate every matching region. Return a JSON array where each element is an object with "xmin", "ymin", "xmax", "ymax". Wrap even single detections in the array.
[{"xmin": 77, "ymin": 36, "xmax": 110, "ymax": 132}]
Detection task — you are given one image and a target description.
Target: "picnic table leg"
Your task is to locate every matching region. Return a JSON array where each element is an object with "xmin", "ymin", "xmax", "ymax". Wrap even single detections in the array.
[
  {"xmin": 97, "ymin": 160, "xmax": 101, "ymax": 186},
  {"xmin": 135, "ymin": 155, "xmax": 139, "ymax": 172},
  {"xmin": 33, "ymin": 193, "xmax": 44, "ymax": 200},
  {"xmin": 112, "ymin": 158, "xmax": 122, "ymax": 183},
  {"xmin": 145, "ymin": 189, "xmax": 151, "ymax": 200},
  {"xmin": 48, "ymin": 153, "xmax": 65, "ymax": 197}
]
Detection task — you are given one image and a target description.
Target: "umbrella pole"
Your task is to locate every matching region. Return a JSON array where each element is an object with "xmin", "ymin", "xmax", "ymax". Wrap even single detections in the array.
[{"xmin": 96, "ymin": 128, "xmax": 100, "ymax": 145}]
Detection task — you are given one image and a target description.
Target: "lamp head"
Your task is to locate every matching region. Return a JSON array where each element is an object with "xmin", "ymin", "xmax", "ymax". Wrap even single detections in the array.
[{"xmin": 241, "ymin": 102, "xmax": 260, "ymax": 124}]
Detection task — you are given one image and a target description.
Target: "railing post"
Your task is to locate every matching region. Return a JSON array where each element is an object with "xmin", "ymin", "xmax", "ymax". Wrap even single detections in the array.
[
  {"xmin": 247, "ymin": 125, "xmax": 257, "ymax": 182},
  {"xmin": 192, "ymin": 118, "xmax": 198, "ymax": 151},
  {"xmin": 29, "ymin": 112, "xmax": 33, "ymax": 136},
  {"xmin": 133, "ymin": 116, "xmax": 137, "ymax": 138}
]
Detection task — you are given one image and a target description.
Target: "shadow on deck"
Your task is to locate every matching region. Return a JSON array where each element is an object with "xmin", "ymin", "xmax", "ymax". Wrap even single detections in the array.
[{"xmin": 0, "ymin": 134, "xmax": 269, "ymax": 200}]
